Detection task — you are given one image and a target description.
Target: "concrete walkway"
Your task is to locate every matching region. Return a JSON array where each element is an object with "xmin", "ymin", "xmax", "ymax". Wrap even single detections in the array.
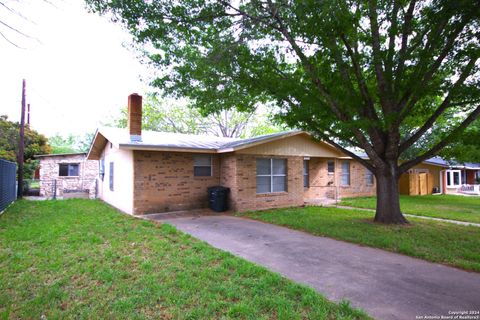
[
  {"xmin": 332, "ymin": 205, "xmax": 480, "ymax": 227},
  {"xmin": 147, "ymin": 214, "xmax": 480, "ymax": 320}
]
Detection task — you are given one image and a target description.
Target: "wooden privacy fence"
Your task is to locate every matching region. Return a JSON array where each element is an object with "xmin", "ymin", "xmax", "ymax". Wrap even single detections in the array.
[
  {"xmin": 0, "ymin": 159, "xmax": 17, "ymax": 212},
  {"xmin": 399, "ymin": 171, "xmax": 434, "ymax": 196}
]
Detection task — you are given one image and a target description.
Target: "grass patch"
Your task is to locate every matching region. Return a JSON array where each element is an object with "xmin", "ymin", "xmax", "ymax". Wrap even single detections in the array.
[
  {"xmin": 0, "ymin": 199, "xmax": 367, "ymax": 319},
  {"xmin": 340, "ymin": 195, "xmax": 480, "ymax": 223},
  {"xmin": 241, "ymin": 206, "xmax": 480, "ymax": 272}
]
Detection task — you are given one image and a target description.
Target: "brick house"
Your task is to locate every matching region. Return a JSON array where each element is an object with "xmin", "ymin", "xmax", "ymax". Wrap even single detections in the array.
[
  {"xmin": 87, "ymin": 94, "xmax": 377, "ymax": 215},
  {"xmin": 36, "ymin": 153, "xmax": 99, "ymax": 199}
]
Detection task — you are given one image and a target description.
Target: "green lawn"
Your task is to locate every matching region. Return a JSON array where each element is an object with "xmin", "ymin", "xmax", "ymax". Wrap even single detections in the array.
[
  {"xmin": 0, "ymin": 200, "xmax": 366, "ymax": 319},
  {"xmin": 340, "ymin": 195, "xmax": 480, "ymax": 223},
  {"xmin": 241, "ymin": 206, "xmax": 480, "ymax": 272}
]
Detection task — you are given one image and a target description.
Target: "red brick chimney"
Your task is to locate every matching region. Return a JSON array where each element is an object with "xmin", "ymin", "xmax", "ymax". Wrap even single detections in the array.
[{"xmin": 127, "ymin": 93, "xmax": 142, "ymax": 142}]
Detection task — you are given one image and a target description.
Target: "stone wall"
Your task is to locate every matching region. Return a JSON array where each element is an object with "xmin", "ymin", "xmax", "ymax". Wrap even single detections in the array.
[{"xmin": 38, "ymin": 154, "xmax": 99, "ymax": 199}]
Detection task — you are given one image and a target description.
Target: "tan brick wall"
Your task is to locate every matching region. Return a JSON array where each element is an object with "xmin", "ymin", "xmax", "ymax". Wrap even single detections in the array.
[
  {"xmin": 133, "ymin": 151, "xmax": 221, "ymax": 214},
  {"xmin": 304, "ymin": 158, "xmax": 337, "ymax": 200},
  {"xmin": 232, "ymin": 154, "xmax": 304, "ymax": 212},
  {"xmin": 335, "ymin": 160, "xmax": 376, "ymax": 198},
  {"xmin": 132, "ymin": 150, "xmax": 376, "ymax": 214},
  {"xmin": 304, "ymin": 158, "xmax": 376, "ymax": 200},
  {"xmin": 220, "ymin": 153, "xmax": 237, "ymax": 210}
]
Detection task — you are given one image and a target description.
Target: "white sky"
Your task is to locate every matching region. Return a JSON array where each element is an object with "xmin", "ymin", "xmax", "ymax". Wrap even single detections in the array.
[{"xmin": 0, "ymin": 0, "xmax": 150, "ymax": 136}]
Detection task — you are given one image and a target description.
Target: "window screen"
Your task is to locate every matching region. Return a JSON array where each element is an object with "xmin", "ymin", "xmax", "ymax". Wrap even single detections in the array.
[
  {"xmin": 341, "ymin": 161, "xmax": 350, "ymax": 186},
  {"xmin": 194, "ymin": 155, "xmax": 212, "ymax": 176},
  {"xmin": 59, "ymin": 163, "xmax": 79, "ymax": 177},
  {"xmin": 303, "ymin": 160, "xmax": 309, "ymax": 188},
  {"xmin": 256, "ymin": 158, "xmax": 287, "ymax": 193}
]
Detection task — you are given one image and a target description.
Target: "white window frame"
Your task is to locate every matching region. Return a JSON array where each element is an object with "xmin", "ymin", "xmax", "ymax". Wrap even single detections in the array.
[
  {"xmin": 256, "ymin": 158, "xmax": 287, "ymax": 194},
  {"xmin": 446, "ymin": 169, "xmax": 462, "ymax": 188},
  {"xmin": 193, "ymin": 155, "xmax": 213, "ymax": 177}
]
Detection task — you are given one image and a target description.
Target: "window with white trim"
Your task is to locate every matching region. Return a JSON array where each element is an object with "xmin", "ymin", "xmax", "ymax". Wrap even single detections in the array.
[
  {"xmin": 303, "ymin": 160, "xmax": 309, "ymax": 188},
  {"xmin": 446, "ymin": 170, "xmax": 461, "ymax": 188},
  {"xmin": 193, "ymin": 155, "xmax": 212, "ymax": 177},
  {"xmin": 341, "ymin": 161, "xmax": 350, "ymax": 186},
  {"xmin": 256, "ymin": 158, "xmax": 287, "ymax": 193}
]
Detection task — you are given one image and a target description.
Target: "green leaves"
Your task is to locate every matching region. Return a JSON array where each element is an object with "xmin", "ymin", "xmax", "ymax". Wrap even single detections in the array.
[
  {"xmin": 86, "ymin": 0, "xmax": 480, "ymax": 167},
  {"xmin": 107, "ymin": 93, "xmax": 283, "ymax": 138}
]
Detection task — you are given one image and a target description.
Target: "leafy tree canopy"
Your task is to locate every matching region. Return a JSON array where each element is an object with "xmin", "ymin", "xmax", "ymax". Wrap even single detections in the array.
[
  {"xmin": 48, "ymin": 133, "xmax": 94, "ymax": 154},
  {"xmin": 86, "ymin": 0, "xmax": 480, "ymax": 223},
  {"xmin": 109, "ymin": 93, "xmax": 283, "ymax": 138},
  {"xmin": 439, "ymin": 119, "xmax": 480, "ymax": 163},
  {"xmin": 0, "ymin": 115, "xmax": 51, "ymax": 178}
]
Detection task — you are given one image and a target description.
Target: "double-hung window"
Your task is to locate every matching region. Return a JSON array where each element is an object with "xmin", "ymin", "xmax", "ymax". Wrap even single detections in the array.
[
  {"xmin": 59, "ymin": 163, "xmax": 79, "ymax": 177},
  {"xmin": 303, "ymin": 160, "xmax": 309, "ymax": 188},
  {"xmin": 194, "ymin": 155, "xmax": 212, "ymax": 177},
  {"xmin": 256, "ymin": 158, "xmax": 287, "ymax": 193},
  {"xmin": 341, "ymin": 161, "xmax": 350, "ymax": 186},
  {"xmin": 365, "ymin": 169, "xmax": 374, "ymax": 186}
]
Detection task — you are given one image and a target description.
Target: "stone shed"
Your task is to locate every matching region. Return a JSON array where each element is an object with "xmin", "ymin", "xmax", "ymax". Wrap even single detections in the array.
[{"xmin": 35, "ymin": 153, "xmax": 99, "ymax": 199}]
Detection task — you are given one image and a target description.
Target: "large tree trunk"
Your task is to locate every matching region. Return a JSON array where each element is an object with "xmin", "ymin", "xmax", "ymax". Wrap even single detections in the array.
[{"xmin": 374, "ymin": 167, "xmax": 408, "ymax": 224}]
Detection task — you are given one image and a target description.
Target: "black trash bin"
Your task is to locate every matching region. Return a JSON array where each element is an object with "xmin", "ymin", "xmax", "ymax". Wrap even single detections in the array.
[{"xmin": 207, "ymin": 186, "xmax": 230, "ymax": 212}]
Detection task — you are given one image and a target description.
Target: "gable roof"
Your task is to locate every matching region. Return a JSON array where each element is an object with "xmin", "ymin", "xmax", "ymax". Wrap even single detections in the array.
[{"xmin": 87, "ymin": 127, "xmax": 310, "ymax": 160}]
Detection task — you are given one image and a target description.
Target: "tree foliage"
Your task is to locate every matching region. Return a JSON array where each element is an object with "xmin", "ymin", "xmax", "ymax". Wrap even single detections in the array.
[
  {"xmin": 439, "ymin": 119, "xmax": 480, "ymax": 163},
  {"xmin": 48, "ymin": 133, "xmax": 94, "ymax": 154},
  {"xmin": 110, "ymin": 93, "xmax": 283, "ymax": 138},
  {"xmin": 0, "ymin": 115, "xmax": 51, "ymax": 178},
  {"xmin": 86, "ymin": 0, "xmax": 480, "ymax": 223}
]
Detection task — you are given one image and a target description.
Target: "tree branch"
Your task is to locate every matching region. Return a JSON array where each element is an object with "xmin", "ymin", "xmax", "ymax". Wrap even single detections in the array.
[
  {"xmin": 368, "ymin": 0, "xmax": 392, "ymax": 112},
  {"xmin": 316, "ymin": 134, "xmax": 375, "ymax": 172},
  {"xmin": 399, "ymin": 56, "xmax": 478, "ymax": 153},
  {"xmin": 397, "ymin": 15, "xmax": 470, "ymax": 116},
  {"xmin": 393, "ymin": 0, "xmax": 417, "ymax": 95},
  {"xmin": 399, "ymin": 104, "xmax": 480, "ymax": 173}
]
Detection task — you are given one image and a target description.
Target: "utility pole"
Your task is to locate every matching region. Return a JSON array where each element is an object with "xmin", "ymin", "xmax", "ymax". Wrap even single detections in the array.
[{"xmin": 17, "ymin": 79, "xmax": 26, "ymax": 199}]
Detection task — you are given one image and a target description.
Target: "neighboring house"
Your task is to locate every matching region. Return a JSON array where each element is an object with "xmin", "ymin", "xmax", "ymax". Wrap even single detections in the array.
[
  {"xmin": 35, "ymin": 153, "xmax": 99, "ymax": 199},
  {"xmin": 400, "ymin": 157, "xmax": 480, "ymax": 196},
  {"xmin": 87, "ymin": 94, "xmax": 377, "ymax": 215}
]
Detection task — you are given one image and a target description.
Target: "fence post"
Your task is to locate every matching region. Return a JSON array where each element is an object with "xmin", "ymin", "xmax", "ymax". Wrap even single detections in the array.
[
  {"xmin": 53, "ymin": 180, "xmax": 57, "ymax": 200},
  {"xmin": 95, "ymin": 179, "xmax": 98, "ymax": 199}
]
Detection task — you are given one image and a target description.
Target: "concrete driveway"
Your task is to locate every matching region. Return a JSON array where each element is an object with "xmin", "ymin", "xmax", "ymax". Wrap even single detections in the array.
[{"xmin": 147, "ymin": 214, "xmax": 480, "ymax": 320}]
